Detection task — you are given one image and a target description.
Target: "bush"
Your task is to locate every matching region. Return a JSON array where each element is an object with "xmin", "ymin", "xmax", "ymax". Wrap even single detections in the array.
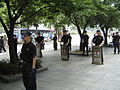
[
  {"xmin": 0, "ymin": 60, "xmax": 20, "ymax": 75},
  {"xmin": 36, "ymin": 59, "xmax": 42, "ymax": 69}
]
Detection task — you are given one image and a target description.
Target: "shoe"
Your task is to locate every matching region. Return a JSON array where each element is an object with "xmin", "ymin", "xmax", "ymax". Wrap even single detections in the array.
[{"xmin": 114, "ymin": 52, "xmax": 116, "ymax": 54}]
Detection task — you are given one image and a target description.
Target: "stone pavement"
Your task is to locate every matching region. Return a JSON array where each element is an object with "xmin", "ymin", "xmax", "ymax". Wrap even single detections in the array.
[{"xmin": 1, "ymin": 44, "xmax": 120, "ymax": 90}]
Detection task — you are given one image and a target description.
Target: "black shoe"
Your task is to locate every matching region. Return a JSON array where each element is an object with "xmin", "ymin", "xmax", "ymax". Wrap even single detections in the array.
[{"xmin": 114, "ymin": 52, "xmax": 116, "ymax": 54}]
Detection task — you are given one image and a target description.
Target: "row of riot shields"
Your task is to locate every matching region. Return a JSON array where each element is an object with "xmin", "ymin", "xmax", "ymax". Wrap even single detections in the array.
[{"xmin": 60, "ymin": 45, "xmax": 103, "ymax": 65}]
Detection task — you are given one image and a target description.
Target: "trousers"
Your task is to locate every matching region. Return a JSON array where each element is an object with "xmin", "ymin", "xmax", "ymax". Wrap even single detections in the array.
[{"xmin": 22, "ymin": 63, "xmax": 37, "ymax": 90}]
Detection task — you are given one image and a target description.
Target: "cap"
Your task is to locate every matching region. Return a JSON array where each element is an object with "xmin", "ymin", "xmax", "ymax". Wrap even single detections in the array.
[
  {"xmin": 96, "ymin": 30, "xmax": 100, "ymax": 32},
  {"xmin": 63, "ymin": 30, "xmax": 68, "ymax": 32},
  {"xmin": 23, "ymin": 31, "xmax": 31, "ymax": 36}
]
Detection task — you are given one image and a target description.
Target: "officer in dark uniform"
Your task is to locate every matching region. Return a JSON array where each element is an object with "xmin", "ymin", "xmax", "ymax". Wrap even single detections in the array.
[
  {"xmin": 61, "ymin": 30, "xmax": 70, "ymax": 46},
  {"xmin": 53, "ymin": 34, "xmax": 57, "ymax": 50},
  {"xmin": 82, "ymin": 31, "xmax": 89, "ymax": 56},
  {"xmin": 61, "ymin": 30, "xmax": 70, "ymax": 59},
  {"xmin": 92, "ymin": 30, "xmax": 104, "ymax": 64},
  {"xmin": 113, "ymin": 32, "xmax": 120, "ymax": 54},
  {"xmin": 35, "ymin": 33, "xmax": 44, "ymax": 57},
  {"xmin": 20, "ymin": 32, "xmax": 37, "ymax": 90}
]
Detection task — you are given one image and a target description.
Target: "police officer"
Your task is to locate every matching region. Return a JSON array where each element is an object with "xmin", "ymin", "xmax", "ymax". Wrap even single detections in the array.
[
  {"xmin": 82, "ymin": 31, "xmax": 89, "ymax": 56},
  {"xmin": 20, "ymin": 32, "xmax": 37, "ymax": 90},
  {"xmin": 92, "ymin": 30, "xmax": 104, "ymax": 64},
  {"xmin": 61, "ymin": 30, "xmax": 70, "ymax": 46},
  {"xmin": 113, "ymin": 32, "xmax": 120, "ymax": 54},
  {"xmin": 53, "ymin": 34, "xmax": 57, "ymax": 50},
  {"xmin": 35, "ymin": 32, "xmax": 44, "ymax": 57}
]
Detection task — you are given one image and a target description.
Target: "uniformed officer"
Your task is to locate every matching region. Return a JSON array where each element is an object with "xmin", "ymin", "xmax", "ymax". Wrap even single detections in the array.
[
  {"xmin": 53, "ymin": 34, "xmax": 57, "ymax": 50},
  {"xmin": 61, "ymin": 30, "xmax": 70, "ymax": 46},
  {"xmin": 35, "ymin": 32, "xmax": 44, "ymax": 57},
  {"xmin": 82, "ymin": 31, "xmax": 89, "ymax": 56},
  {"xmin": 61, "ymin": 30, "xmax": 70, "ymax": 59},
  {"xmin": 113, "ymin": 32, "xmax": 120, "ymax": 54},
  {"xmin": 20, "ymin": 31, "xmax": 37, "ymax": 90},
  {"xmin": 92, "ymin": 30, "xmax": 104, "ymax": 64}
]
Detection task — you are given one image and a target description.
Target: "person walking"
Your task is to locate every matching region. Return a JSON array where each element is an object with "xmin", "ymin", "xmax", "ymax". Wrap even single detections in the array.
[
  {"xmin": 35, "ymin": 32, "xmax": 44, "ymax": 57},
  {"xmin": 113, "ymin": 32, "xmax": 120, "ymax": 54},
  {"xmin": 53, "ymin": 34, "xmax": 57, "ymax": 50},
  {"xmin": 82, "ymin": 31, "xmax": 89, "ymax": 56},
  {"xmin": 92, "ymin": 30, "xmax": 104, "ymax": 64},
  {"xmin": 0, "ymin": 36, "xmax": 6, "ymax": 53},
  {"xmin": 20, "ymin": 32, "xmax": 37, "ymax": 90}
]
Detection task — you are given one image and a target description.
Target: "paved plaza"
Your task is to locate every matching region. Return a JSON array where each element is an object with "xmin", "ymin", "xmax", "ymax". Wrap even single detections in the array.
[{"xmin": 0, "ymin": 44, "xmax": 120, "ymax": 90}]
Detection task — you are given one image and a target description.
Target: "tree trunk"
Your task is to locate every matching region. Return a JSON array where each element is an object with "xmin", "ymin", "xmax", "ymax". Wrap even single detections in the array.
[
  {"xmin": 100, "ymin": 27, "xmax": 108, "ymax": 45},
  {"xmin": 8, "ymin": 34, "xmax": 18, "ymax": 64},
  {"xmin": 104, "ymin": 27, "xmax": 108, "ymax": 45},
  {"xmin": 76, "ymin": 25, "xmax": 82, "ymax": 50}
]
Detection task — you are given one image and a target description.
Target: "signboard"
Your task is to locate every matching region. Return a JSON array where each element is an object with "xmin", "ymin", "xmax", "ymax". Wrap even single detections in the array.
[
  {"xmin": 92, "ymin": 46, "xmax": 102, "ymax": 65},
  {"xmin": 61, "ymin": 45, "xmax": 69, "ymax": 61}
]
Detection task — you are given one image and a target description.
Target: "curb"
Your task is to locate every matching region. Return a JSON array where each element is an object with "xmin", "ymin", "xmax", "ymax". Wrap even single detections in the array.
[{"xmin": 0, "ymin": 67, "xmax": 48, "ymax": 83}]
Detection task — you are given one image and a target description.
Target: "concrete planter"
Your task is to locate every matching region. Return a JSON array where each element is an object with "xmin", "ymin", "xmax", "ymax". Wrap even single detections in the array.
[{"xmin": 0, "ymin": 67, "xmax": 48, "ymax": 83}]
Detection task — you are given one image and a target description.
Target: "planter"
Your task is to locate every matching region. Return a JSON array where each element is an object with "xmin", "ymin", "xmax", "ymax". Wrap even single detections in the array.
[{"xmin": 0, "ymin": 67, "xmax": 48, "ymax": 83}]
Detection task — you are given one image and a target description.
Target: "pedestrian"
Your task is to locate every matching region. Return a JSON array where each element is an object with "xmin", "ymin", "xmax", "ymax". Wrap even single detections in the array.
[
  {"xmin": 113, "ymin": 32, "xmax": 120, "ymax": 54},
  {"xmin": 53, "ymin": 34, "xmax": 57, "ymax": 50},
  {"xmin": 0, "ymin": 36, "xmax": 6, "ymax": 53},
  {"xmin": 92, "ymin": 30, "xmax": 104, "ymax": 64},
  {"xmin": 13, "ymin": 35, "xmax": 18, "ymax": 57},
  {"xmin": 20, "ymin": 31, "xmax": 37, "ymax": 90},
  {"xmin": 35, "ymin": 32, "xmax": 44, "ymax": 57},
  {"xmin": 82, "ymin": 31, "xmax": 89, "ymax": 56},
  {"xmin": 68, "ymin": 33, "xmax": 72, "ymax": 51}
]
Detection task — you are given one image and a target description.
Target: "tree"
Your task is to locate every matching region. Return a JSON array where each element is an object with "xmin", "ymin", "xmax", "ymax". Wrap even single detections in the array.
[
  {"xmin": 93, "ymin": 0, "xmax": 120, "ymax": 45},
  {"xmin": 60, "ymin": 0, "xmax": 98, "ymax": 50},
  {"xmin": 0, "ymin": 0, "xmax": 69, "ymax": 64}
]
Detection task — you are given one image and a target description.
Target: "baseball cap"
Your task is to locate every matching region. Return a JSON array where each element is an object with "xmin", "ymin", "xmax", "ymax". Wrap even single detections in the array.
[
  {"xmin": 96, "ymin": 30, "xmax": 100, "ymax": 32},
  {"xmin": 23, "ymin": 31, "xmax": 31, "ymax": 36},
  {"xmin": 63, "ymin": 30, "xmax": 68, "ymax": 32}
]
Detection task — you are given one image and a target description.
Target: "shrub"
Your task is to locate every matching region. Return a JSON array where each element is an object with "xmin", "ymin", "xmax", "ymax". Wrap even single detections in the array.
[{"xmin": 0, "ymin": 60, "xmax": 20, "ymax": 75}]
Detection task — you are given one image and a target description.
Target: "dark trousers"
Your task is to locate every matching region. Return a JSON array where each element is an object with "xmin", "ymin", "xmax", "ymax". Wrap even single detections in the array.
[
  {"xmin": 114, "ymin": 43, "xmax": 119, "ymax": 54},
  {"xmin": 53, "ymin": 43, "xmax": 57, "ymax": 50},
  {"xmin": 68, "ymin": 43, "xmax": 71, "ymax": 51},
  {"xmin": 101, "ymin": 47, "xmax": 104, "ymax": 63},
  {"xmin": 0, "ymin": 46, "xmax": 1, "ymax": 53},
  {"xmin": 40, "ymin": 45, "xmax": 43, "ymax": 57},
  {"xmin": 22, "ymin": 63, "xmax": 37, "ymax": 90},
  {"xmin": 83, "ymin": 44, "xmax": 88, "ymax": 55}
]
